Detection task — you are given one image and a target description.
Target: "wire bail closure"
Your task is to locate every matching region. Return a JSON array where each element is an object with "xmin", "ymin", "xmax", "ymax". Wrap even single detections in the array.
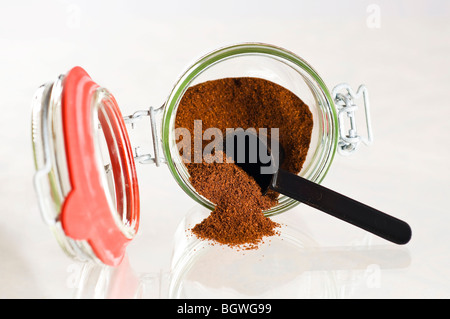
[
  {"xmin": 332, "ymin": 83, "xmax": 373, "ymax": 155},
  {"xmin": 123, "ymin": 106, "xmax": 165, "ymax": 166}
]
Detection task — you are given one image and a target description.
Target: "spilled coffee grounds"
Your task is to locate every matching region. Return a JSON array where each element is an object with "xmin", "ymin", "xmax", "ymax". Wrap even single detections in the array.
[
  {"xmin": 175, "ymin": 77, "xmax": 313, "ymax": 248},
  {"xmin": 188, "ymin": 152, "xmax": 279, "ymax": 248}
]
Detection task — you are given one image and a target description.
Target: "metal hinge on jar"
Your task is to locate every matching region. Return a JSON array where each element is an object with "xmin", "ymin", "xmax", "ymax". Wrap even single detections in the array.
[
  {"xmin": 123, "ymin": 105, "xmax": 165, "ymax": 166},
  {"xmin": 332, "ymin": 83, "xmax": 374, "ymax": 155}
]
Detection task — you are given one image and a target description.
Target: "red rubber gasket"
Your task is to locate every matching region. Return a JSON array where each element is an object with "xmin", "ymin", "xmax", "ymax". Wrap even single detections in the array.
[{"xmin": 60, "ymin": 66, "xmax": 139, "ymax": 266}]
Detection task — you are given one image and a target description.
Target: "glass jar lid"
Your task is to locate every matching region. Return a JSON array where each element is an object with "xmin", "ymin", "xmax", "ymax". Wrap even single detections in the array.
[{"xmin": 32, "ymin": 66, "xmax": 139, "ymax": 266}]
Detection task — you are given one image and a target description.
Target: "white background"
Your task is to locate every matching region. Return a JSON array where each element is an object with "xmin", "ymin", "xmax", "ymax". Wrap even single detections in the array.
[{"xmin": 0, "ymin": 0, "xmax": 449, "ymax": 298}]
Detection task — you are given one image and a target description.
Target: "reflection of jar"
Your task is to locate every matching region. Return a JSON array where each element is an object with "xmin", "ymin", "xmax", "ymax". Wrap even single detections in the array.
[
  {"xmin": 31, "ymin": 42, "xmax": 372, "ymax": 266},
  {"xmin": 71, "ymin": 208, "xmax": 340, "ymax": 299},
  {"xmin": 68, "ymin": 207, "xmax": 410, "ymax": 299},
  {"xmin": 168, "ymin": 206, "xmax": 339, "ymax": 298}
]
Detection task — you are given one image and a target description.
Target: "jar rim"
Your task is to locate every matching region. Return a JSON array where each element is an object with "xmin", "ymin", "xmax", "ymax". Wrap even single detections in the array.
[{"xmin": 161, "ymin": 42, "xmax": 338, "ymax": 216}]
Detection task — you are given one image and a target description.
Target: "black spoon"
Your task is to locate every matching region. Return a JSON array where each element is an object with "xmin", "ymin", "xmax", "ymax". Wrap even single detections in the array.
[{"xmin": 223, "ymin": 131, "xmax": 412, "ymax": 245}]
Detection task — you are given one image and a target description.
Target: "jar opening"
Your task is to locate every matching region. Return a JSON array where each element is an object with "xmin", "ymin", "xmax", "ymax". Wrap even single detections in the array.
[{"xmin": 161, "ymin": 43, "xmax": 338, "ymax": 216}]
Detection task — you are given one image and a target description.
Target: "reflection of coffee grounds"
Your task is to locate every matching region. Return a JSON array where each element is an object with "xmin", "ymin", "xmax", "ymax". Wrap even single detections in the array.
[{"xmin": 175, "ymin": 77, "xmax": 313, "ymax": 248}]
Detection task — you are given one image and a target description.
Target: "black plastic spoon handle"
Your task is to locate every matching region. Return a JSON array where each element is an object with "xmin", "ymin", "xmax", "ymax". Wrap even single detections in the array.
[{"xmin": 271, "ymin": 169, "xmax": 412, "ymax": 245}]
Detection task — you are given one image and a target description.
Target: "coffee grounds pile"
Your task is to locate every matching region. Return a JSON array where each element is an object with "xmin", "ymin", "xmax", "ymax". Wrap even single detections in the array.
[
  {"xmin": 175, "ymin": 77, "xmax": 313, "ymax": 249},
  {"xmin": 188, "ymin": 152, "xmax": 279, "ymax": 248}
]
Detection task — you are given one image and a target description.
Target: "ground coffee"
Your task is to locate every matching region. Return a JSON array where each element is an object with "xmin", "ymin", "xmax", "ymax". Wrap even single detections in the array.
[{"xmin": 175, "ymin": 77, "xmax": 313, "ymax": 248}]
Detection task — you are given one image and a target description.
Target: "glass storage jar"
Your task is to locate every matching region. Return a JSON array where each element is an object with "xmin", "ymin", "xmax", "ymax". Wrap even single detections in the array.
[{"xmin": 31, "ymin": 42, "xmax": 373, "ymax": 266}]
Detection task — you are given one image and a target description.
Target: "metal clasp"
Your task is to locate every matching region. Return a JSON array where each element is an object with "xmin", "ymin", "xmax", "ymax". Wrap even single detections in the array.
[
  {"xmin": 332, "ymin": 83, "xmax": 373, "ymax": 155},
  {"xmin": 123, "ymin": 105, "xmax": 165, "ymax": 166}
]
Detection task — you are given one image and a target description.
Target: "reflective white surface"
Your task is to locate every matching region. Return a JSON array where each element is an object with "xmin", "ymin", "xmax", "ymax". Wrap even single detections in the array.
[{"xmin": 0, "ymin": 0, "xmax": 449, "ymax": 298}]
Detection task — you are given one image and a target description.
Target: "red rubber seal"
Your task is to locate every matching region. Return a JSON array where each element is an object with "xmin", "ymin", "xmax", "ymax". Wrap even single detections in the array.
[{"xmin": 60, "ymin": 66, "xmax": 139, "ymax": 266}]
